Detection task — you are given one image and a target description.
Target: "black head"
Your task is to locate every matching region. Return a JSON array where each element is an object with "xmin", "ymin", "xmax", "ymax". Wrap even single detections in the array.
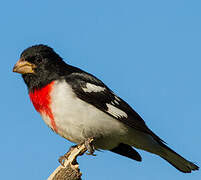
[{"xmin": 13, "ymin": 44, "xmax": 69, "ymax": 91}]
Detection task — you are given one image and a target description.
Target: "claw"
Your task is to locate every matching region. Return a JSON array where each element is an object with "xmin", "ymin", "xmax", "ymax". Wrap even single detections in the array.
[
  {"xmin": 58, "ymin": 145, "xmax": 77, "ymax": 166},
  {"xmin": 58, "ymin": 138, "xmax": 95, "ymax": 169},
  {"xmin": 58, "ymin": 155, "xmax": 67, "ymax": 167},
  {"xmin": 84, "ymin": 138, "xmax": 96, "ymax": 156}
]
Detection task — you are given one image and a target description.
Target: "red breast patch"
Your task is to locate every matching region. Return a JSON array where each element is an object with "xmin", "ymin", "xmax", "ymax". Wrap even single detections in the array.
[{"xmin": 29, "ymin": 81, "xmax": 58, "ymax": 133}]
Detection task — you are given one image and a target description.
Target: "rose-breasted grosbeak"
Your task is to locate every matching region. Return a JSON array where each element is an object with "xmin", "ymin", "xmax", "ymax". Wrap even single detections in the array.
[{"xmin": 13, "ymin": 44, "xmax": 198, "ymax": 173}]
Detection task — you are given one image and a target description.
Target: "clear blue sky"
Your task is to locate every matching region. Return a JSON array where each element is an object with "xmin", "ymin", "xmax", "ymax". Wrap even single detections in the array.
[{"xmin": 1, "ymin": 0, "xmax": 200, "ymax": 179}]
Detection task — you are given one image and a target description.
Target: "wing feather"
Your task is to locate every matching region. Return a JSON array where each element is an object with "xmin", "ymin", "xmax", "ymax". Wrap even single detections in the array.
[{"xmin": 65, "ymin": 72, "xmax": 165, "ymax": 145}]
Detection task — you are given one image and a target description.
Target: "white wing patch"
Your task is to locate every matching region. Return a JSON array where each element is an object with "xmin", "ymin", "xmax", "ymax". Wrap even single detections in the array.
[
  {"xmin": 106, "ymin": 104, "xmax": 128, "ymax": 118},
  {"xmin": 110, "ymin": 95, "xmax": 120, "ymax": 105},
  {"xmin": 82, "ymin": 83, "xmax": 106, "ymax": 93},
  {"xmin": 114, "ymin": 99, "xmax": 119, "ymax": 105},
  {"xmin": 111, "ymin": 99, "xmax": 119, "ymax": 105},
  {"xmin": 115, "ymin": 96, "xmax": 121, "ymax": 101}
]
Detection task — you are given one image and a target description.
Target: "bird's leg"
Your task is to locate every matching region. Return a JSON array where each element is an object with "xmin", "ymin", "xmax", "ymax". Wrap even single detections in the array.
[
  {"xmin": 58, "ymin": 138, "xmax": 95, "ymax": 166},
  {"xmin": 84, "ymin": 138, "xmax": 96, "ymax": 156}
]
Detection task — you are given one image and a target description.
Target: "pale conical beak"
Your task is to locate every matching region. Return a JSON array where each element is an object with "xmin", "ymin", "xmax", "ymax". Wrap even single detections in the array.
[{"xmin": 13, "ymin": 59, "xmax": 36, "ymax": 74}]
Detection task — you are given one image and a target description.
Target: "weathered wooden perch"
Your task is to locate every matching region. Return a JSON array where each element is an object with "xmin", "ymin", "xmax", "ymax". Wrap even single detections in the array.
[{"xmin": 47, "ymin": 139, "xmax": 94, "ymax": 180}]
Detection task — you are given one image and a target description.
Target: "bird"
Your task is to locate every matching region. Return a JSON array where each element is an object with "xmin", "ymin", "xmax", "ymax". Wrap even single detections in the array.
[{"xmin": 13, "ymin": 44, "xmax": 198, "ymax": 173}]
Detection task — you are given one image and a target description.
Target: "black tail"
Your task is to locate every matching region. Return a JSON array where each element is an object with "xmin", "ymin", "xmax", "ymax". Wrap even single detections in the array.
[
  {"xmin": 110, "ymin": 143, "xmax": 142, "ymax": 162},
  {"xmin": 159, "ymin": 143, "xmax": 199, "ymax": 173}
]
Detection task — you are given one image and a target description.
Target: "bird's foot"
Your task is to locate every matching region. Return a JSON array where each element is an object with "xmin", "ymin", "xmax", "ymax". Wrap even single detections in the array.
[
  {"xmin": 84, "ymin": 138, "xmax": 96, "ymax": 156},
  {"xmin": 58, "ymin": 138, "xmax": 95, "ymax": 167},
  {"xmin": 58, "ymin": 143, "xmax": 88, "ymax": 170},
  {"xmin": 58, "ymin": 145, "xmax": 77, "ymax": 166}
]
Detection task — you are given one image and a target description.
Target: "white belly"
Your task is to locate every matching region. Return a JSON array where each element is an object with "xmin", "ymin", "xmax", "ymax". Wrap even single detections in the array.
[{"xmin": 47, "ymin": 80, "xmax": 128, "ymax": 149}]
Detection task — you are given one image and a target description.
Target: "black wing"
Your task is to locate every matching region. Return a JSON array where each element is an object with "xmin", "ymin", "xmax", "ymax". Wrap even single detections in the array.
[{"xmin": 65, "ymin": 72, "xmax": 165, "ymax": 145}]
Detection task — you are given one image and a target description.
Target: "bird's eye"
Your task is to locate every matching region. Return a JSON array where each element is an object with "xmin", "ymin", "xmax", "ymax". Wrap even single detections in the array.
[
  {"xmin": 36, "ymin": 58, "xmax": 42, "ymax": 63},
  {"xmin": 35, "ymin": 55, "xmax": 43, "ymax": 64}
]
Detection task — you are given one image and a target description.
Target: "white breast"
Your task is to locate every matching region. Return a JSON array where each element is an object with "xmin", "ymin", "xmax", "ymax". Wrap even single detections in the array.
[{"xmin": 49, "ymin": 80, "xmax": 128, "ymax": 149}]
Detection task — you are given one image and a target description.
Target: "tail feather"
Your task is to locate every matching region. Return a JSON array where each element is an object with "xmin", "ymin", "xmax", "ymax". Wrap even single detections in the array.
[
  {"xmin": 144, "ymin": 128, "xmax": 199, "ymax": 173},
  {"xmin": 110, "ymin": 143, "xmax": 142, "ymax": 162},
  {"xmin": 160, "ymin": 144, "xmax": 199, "ymax": 173}
]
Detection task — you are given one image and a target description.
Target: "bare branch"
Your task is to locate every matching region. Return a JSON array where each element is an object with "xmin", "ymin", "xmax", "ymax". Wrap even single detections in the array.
[{"xmin": 47, "ymin": 144, "xmax": 87, "ymax": 180}]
